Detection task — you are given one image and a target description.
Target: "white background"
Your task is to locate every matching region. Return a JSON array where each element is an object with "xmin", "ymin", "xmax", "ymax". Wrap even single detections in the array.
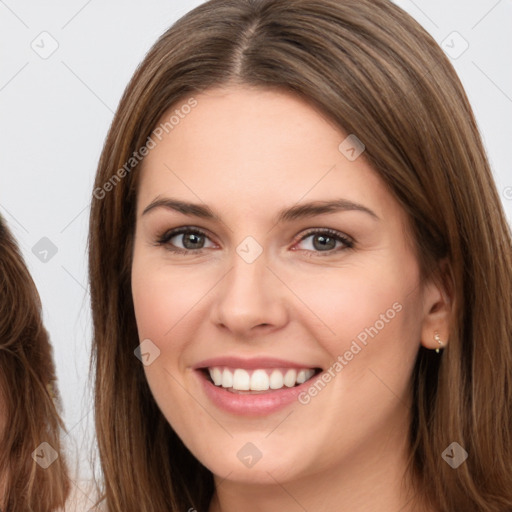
[{"xmin": 0, "ymin": 0, "xmax": 511, "ymax": 501}]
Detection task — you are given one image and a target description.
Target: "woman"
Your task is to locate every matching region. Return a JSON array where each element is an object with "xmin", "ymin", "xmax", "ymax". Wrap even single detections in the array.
[
  {"xmin": 0, "ymin": 215, "xmax": 70, "ymax": 510},
  {"xmin": 88, "ymin": 0, "xmax": 512, "ymax": 510}
]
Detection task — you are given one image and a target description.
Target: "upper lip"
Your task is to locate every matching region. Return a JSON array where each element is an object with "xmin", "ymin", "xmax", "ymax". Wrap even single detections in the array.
[{"xmin": 193, "ymin": 356, "xmax": 322, "ymax": 370}]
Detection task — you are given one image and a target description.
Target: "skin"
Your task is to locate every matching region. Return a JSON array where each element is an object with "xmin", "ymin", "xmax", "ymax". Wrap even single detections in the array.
[{"xmin": 131, "ymin": 85, "xmax": 450, "ymax": 512}]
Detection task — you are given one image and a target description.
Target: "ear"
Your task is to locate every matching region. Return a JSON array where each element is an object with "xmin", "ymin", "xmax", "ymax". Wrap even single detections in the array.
[{"xmin": 420, "ymin": 259, "xmax": 454, "ymax": 351}]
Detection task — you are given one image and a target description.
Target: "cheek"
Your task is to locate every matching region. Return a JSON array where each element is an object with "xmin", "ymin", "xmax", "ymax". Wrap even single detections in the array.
[
  {"xmin": 290, "ymin": 263, "xmax": 416, "ymax": 341},
  {"xmin": 131, "ymin": 253, "xmax": 209, "ymax": 345},
  {"xmin": 131, "ymin": 256, "xmax": 202, "ymax": 425},
  {"xmin": 284, "ymin": 256, "xmax": 423, "ymax": 394},
  {"xmin": 131, "ymin": 271, "xmax": 175, "ymax": 341}
]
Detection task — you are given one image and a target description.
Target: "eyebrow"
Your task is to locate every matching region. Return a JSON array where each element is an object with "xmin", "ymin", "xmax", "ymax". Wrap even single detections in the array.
[{"xmin": 142, "ymin": 197, "xmax": 379, "ymax": 222}]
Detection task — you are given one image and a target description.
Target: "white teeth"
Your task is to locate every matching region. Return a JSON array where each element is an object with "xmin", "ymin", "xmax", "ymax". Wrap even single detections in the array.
[
  {"xmin": 233, "ymin": 369, "xmax": 250, "ymax": 390},
  {"xmin": 284, "ymin": 369, "xmax": 297, "ymax": 387},
  {"xmin": 269, "ymin": 369, "xmax": 284, "ymax": 389},
  {"xmin": 296, "ymin": 369, "xmax": 315, "ymax": 384},
  {"xmin": 210, "ymin": 367, "xmax": 223, "ymax": 386},
  {"xmin": 250, "ymin": 369, "xmax": 270, "ymax": 391},
  {"xmin": 296, "ymin": 369, "xmax": 307, "ymax": 384},
  {"xmin": 221, "ymin": 368, "xmax": 233, "ymax": 388},
  {"xmin": 207, "ymin": 367, "xmax": 317, "ymax": 391}
]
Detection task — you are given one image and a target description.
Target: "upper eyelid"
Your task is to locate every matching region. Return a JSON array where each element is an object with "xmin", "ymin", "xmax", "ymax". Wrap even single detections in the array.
[{"xmin": 162, "ymin": 226, "xmax": 214, "ymax": 240}]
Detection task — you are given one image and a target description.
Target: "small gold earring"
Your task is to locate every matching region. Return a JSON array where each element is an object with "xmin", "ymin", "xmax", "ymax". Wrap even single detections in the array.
[{"xmin": 434, "ymin": 331, "xmax": 443, "ymax": 353}]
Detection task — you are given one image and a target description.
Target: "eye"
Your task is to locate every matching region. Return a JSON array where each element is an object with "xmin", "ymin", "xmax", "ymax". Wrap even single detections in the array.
[
  {"xmin": 155, "ymin": 226, "xmax": 354, "ymax": 256},
  {"xmin": 293, "ymin": 228, "xmax": 353, "ymax": 255},
  {"xmin": 155, "ymin": 227, "xmax": 215, "ymax": 253}
]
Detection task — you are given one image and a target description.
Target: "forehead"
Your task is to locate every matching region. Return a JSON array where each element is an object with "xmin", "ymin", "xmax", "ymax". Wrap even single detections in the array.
[{"xmin": 136, "ymin": 85, "xmax": 397, "ymax": 224}]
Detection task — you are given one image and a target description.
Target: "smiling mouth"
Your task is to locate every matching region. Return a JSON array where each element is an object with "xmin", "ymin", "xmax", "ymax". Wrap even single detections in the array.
[{"xmin": 201, "ymin": 367, "xmax": 322, "ymax": 394}]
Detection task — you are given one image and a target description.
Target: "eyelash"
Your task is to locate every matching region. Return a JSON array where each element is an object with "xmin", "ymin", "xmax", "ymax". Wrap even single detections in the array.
[{"xmin": 155, "ymin": 226, "xmax": 354, "ymax": 257}]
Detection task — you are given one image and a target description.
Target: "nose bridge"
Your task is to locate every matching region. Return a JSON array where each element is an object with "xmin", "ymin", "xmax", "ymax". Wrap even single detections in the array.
[
  {"xmin": 211, "ymin": 238, "xmax": 288, "ymax": 334},
  {"xmin": 225, "ymin": 245, "xmax": 272, "ymax": 314}
]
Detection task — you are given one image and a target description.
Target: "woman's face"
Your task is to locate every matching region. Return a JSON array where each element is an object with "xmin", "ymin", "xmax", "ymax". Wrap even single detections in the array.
[{"xmin": 131, "ymin": 86, "xmax": 441, "ymax": 485}]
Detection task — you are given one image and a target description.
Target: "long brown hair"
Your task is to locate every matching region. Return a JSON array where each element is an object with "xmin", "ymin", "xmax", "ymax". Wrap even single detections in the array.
[
  {"xmin": 88, "ymin": 0, "xmax": 512, "ymax": 510},
  {"xmin": 0, "ymin": 216, "xmax": 70, "ymax": 510}
]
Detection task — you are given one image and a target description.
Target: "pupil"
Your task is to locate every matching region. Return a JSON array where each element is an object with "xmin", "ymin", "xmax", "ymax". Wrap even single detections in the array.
[
  {"xmin": 183, "ymin": 233, "xmax": 203, "ymax": 249},
  {"xmin": 313, "ymin": 234, "xmax": 335, "ymax": 251}
]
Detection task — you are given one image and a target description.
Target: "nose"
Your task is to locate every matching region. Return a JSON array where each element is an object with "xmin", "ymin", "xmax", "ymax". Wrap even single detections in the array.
[{"xmin": 209, "ymin": 251, "xmax": 289, "ymax": 339}]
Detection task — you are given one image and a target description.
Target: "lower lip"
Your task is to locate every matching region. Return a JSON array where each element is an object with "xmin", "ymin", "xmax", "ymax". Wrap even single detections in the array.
[{"xmin": 196, "ymin": 370, "xmax": 317, "ymax": 416}]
